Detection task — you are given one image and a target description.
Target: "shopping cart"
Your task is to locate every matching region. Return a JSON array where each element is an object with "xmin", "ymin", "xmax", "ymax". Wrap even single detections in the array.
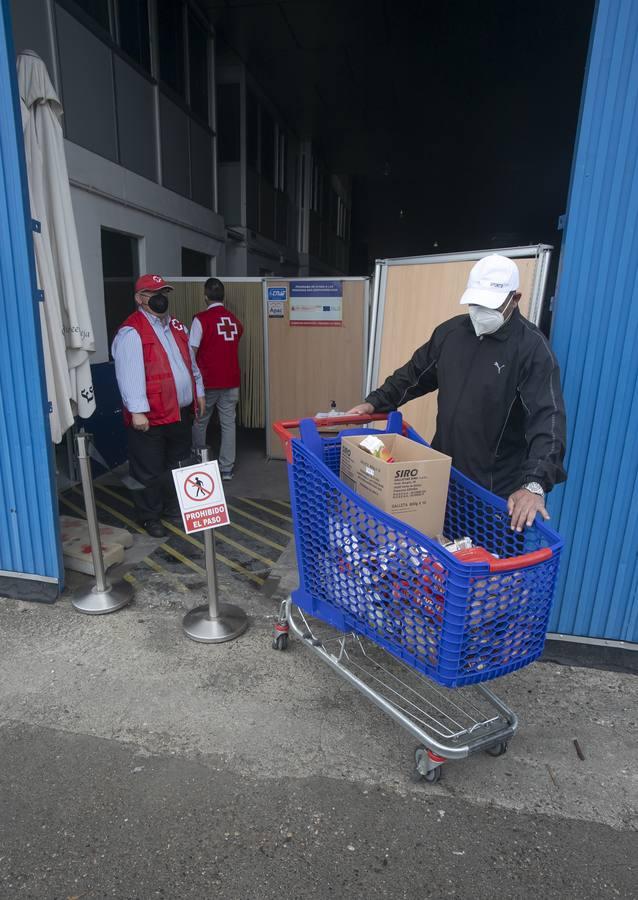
[{"xmin": 272, "ymin": 413, "xmax": 563, "ymax": 782}]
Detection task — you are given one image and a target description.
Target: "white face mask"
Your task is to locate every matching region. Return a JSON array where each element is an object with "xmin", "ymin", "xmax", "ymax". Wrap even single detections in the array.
[{"xmin": 469, "ymin": 304, "xmax": 505, "ymax": 336}]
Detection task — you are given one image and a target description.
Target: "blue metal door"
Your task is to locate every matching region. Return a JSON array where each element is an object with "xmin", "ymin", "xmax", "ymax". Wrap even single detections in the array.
[
  {"xmin": 0, "ymin": 0, "xmax": 62, "ymax": 599},
  {"xmin": 549, "ymin": 0, "xmax": 638, "ymax": 642}
]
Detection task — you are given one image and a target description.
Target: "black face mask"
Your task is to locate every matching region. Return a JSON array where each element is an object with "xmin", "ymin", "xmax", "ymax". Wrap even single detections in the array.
[{"xmin": 148, "ymin": 293, "xmax": 169, "ymax": 314}]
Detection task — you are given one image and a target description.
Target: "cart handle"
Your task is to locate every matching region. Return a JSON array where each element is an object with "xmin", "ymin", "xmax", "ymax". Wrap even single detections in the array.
[
  {"xmin": 273, "ymin": 414, "xmax": 408, "ymax": 463},
  {"xmin": 488, "ymin": 547, "xmax": 553, "ymax": 572}
]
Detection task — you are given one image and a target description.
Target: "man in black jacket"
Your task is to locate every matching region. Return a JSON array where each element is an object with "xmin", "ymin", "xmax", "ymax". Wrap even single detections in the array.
[{"xmin": 348, "ymin": 254, "xmax": 567, "ymax": 533}]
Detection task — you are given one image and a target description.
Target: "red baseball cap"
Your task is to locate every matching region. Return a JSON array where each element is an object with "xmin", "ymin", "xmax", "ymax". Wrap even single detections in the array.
[{"xmin": 135, "ymin": 274, "xmax": 174, "ymax": 294}]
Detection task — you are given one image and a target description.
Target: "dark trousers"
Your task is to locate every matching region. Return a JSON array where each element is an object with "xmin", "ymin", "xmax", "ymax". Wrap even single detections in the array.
[{"xmin": 127, "ymin": 407, "xmax": 193, "ymax": 522}]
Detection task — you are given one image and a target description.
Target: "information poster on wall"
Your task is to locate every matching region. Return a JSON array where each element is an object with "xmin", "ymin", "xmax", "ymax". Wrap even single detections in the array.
[
  {"xmin": 267, "ymin": 285, "xmax": 287, "ymax": 318},
  {"xmin": 289, "ymin": 280, "xmax": 343, "ymax": 326}
]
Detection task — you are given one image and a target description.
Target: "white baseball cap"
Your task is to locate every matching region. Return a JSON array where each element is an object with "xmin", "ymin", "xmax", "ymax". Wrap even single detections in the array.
[{"xmin": 459, "ymin": 254, "xmax": 520, "ymax": 309}]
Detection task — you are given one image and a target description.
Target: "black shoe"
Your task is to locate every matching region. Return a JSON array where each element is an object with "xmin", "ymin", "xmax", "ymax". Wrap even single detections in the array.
[
  {"xmin": 163, "ymin": 507, "xmax": 182, "ymax": 523},
  {"xmin": 144, "ymin": 520, "xmax": 168, "ymax": 539}
]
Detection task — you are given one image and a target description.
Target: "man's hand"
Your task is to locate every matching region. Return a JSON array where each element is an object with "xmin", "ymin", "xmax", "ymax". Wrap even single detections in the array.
[
  {"xmin": 345, "ymin": 402, "xmax": 375, "ymax": 416},
  {"xmin": 197, "ymin": 396, "xmax": 206, "ymax": 419},
  {"xmin": 507, "ymin": 489, "xmax": 550, "ymax": 532},
  {"xmin": 131, "ymin": 413, "xmax": 150, "ymax": 432}
]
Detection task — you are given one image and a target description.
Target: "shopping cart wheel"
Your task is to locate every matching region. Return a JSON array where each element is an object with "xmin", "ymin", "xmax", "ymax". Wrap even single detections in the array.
[
  {"xmin": 272, "ymin": 633, "xmax": 289, "ymax": 651},
  {"xmin": 412, "ymin": 747, "xmax": 443, "ymax": 784},
  {"xmin": 272, "ymin": 616, "xmax": 289, "ymax": 651},
  {"xmin": 485, "ymin": 741, "xmax": 508, "ymax": 758}
]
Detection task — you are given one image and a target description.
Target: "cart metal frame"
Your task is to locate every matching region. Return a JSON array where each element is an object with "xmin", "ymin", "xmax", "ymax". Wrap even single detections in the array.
[{"xmin": 274, "ymin": 596, "xmax": 518, "ymax": 783}]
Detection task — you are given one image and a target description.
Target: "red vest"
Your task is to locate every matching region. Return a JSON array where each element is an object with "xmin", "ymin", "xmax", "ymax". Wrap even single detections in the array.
[
  {"xmin": 193, "ymin": 304, "xmax": 243, "ymax": 390},
  {"xmin": 119, "ymin": 311, "xmax": 196, "ymax": 427}
]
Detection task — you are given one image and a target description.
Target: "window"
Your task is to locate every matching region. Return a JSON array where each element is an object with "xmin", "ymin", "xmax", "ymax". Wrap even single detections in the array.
[
  {"xmin": 292, "ymin": 151, "xmax": 299, "ymax": 202},
  {"xmin": 217, "ymin": 84, "xmax": 240, "ymax": 163},
  {"xmin": 181, "ymin": 247, "xmax": 211, "ymax": 276},
  {"xmin": 336, "ymin": 196, "xmax": 349, "ymax": 239},
  {"xmin": 246, "ymin": 167, "xmax": 259, "ymax": 230},
  {"xmin": 277, "ymin": 130, "xmax": 287, "ymax": 193},
  {"xmin": 118, "ymin": 0, "xmax": 150, "ymax": 70},
  {"xmin": 311, "ymin": 161, "xmax": 322, "ymax": 213},
  {"xmin": 69, "ymin": 0, "xmax": 110, "ymax": 31},
  {"xmin": 300, "ymin": 153, "xmax": 306, "ymax": 208},
  {"xmin": 246, "ymin": 90, "xmax": 259, "ymax": 169},
  {"xmin": 329, "ymin": 190, "xmax": 338, "ymax": 230},
  {"xmin": 260, "ymin": 109, "xmax": 275, "ymax": 184},
  {"xmin": 101, "ymin": 229, "xmax": 139, "ymax": 353},
  {"xmin": 157, "ymin": 0, "xmax": 185, "ymax": 96},
  {"xmin": 188, "ymin": 12, "xmax": 209, "ymax": 122}
]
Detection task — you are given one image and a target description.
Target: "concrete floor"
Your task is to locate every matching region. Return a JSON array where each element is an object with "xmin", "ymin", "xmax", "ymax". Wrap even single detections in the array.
[{"xmin": 2, "ymin": 434, "xmax": 637, "ymax": 898}]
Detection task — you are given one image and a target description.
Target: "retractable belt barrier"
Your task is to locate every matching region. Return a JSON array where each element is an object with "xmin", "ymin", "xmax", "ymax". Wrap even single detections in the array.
[
  {"xmin": 70, "ymin": 436, "xmax": 249, "ymax": 645},
  {"xmin": 71, "ymin": 432, "xmax": 133, "ymax": 615},
  {"xmin": 178, "ymin": 448, "xmax": 249, "ymax": 644}
]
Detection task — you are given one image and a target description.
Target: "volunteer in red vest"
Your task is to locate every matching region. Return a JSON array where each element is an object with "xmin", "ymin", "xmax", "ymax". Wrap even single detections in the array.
[
  {"xmin": 112, "ymin": 274, "xmax": 205, "ymax": 538},
  {"xmin": 190, "ymin": 278, "xmax": 243, "ymax": 481}
]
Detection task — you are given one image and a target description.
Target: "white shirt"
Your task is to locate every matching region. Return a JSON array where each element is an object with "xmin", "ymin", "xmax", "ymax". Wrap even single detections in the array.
[{"xmin": 112, "ymin": 309, "xmax": 204, "ymax": 414}]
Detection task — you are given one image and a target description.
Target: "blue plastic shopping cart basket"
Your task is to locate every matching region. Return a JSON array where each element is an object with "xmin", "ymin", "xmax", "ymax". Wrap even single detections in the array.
[{"xmin": 274, "ymin": 412, "xmax": 563, "ymax": 689}]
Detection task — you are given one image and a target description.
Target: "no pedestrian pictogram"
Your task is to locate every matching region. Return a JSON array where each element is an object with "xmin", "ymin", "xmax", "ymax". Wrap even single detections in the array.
[
  {"xmin": 184, "ymin": 471, "xmax": 214, "ymax": 502},
  {"xmin": 172, "ymin": 460, "xmax": 230, "ymax": 533}
]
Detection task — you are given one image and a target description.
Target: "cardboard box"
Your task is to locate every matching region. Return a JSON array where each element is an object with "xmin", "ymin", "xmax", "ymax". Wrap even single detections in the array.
[{"xmin": 339, "ymin": 433, "xmax": 451, "ymax": 537}]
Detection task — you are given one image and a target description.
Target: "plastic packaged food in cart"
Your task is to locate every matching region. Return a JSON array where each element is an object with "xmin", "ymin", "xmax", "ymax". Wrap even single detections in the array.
[
  {"xmin": 359, "ymin": 435, "xmax": 396, "ymax": 462},
  {"xmin": 326, "ymin": 555, "xmax": 365, "ymax": 617},
  {"xmin": 328, "ymin": 516, "xmax": 360, "ymax": 551},
  {"xmin": 454, "ymin": 547, "xmax": 498, "ymax": 564},
  {"xmin": 437, "ymin": 535, "xmax": 474, "ymax": 553},
  {"xmin": 327, "ymin": 503, "xmax": 541, "ymax": 679}
]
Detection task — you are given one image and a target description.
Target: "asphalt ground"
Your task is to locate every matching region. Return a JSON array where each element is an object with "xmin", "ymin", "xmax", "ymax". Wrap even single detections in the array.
[{"xmin": 1, "ymin": 721, "xmax": 635, "ymax": 900}]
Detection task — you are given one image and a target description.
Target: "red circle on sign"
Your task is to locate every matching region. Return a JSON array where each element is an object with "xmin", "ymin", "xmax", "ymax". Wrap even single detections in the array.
[{"xmin": 184, "ymin": 471, "xmax": 214, "ymax": 502}]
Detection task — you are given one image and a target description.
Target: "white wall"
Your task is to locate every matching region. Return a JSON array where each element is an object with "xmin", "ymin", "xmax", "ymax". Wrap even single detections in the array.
[
  {"xmin": 11, "ymin": 0, "xmax": 227, "ymax": 363},
  {"xmin": 66, "ymin": 142, "xmax": 226, "ymax": 362}
]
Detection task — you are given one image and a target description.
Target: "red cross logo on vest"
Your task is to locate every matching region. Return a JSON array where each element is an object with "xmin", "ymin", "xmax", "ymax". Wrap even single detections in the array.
[{"xmin": 217, "ymin": 317, "xmax": 239, "ymax": 341}]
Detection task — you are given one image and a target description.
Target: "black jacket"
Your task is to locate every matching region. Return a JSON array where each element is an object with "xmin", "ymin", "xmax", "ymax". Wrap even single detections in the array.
[{"xmin": 366, "ymin": 308, "xmax": 567, "ymax": 497}]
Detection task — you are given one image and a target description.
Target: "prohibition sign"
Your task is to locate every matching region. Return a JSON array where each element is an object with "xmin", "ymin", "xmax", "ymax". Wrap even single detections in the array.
[{"xmin": 184, "ymin": 471, "xmax": 214, "ymax": 502}]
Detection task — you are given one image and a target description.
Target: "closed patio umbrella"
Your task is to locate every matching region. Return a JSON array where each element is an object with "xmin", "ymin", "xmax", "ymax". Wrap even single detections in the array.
[{"xmin": 17, "ymin": 50, "xmax": 95, "ymax": 442}]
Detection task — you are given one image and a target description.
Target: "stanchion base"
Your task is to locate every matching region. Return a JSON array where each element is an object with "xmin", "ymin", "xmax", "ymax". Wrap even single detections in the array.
[
  {"xmin": 72, "ymin": 579, "xmax": 134, "ymax": 615},
  {"xmin": 183, "ymin": 603, "xmax": 248, "ymax": 643}
]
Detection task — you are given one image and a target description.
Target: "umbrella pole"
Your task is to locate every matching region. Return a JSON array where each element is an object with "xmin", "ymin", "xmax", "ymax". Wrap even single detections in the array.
[{"xmin": 72, "ymin": 432, "xmax": 133, "ymax": 615}]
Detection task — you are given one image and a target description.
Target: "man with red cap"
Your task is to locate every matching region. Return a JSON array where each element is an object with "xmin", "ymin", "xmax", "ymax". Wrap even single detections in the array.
[{"xmin": 112, "ymin": 274, "xmax": 205, "ymax": 538}]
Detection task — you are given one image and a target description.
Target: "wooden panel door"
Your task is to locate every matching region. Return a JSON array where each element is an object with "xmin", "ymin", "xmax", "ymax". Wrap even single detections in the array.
[
  {"xmin": 267, "ymin": 279, "xmax": 367, "ymax": 458},
  {"xmin": 374, "ymin": 257, "xmax": 537, "ymax": 441}
]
